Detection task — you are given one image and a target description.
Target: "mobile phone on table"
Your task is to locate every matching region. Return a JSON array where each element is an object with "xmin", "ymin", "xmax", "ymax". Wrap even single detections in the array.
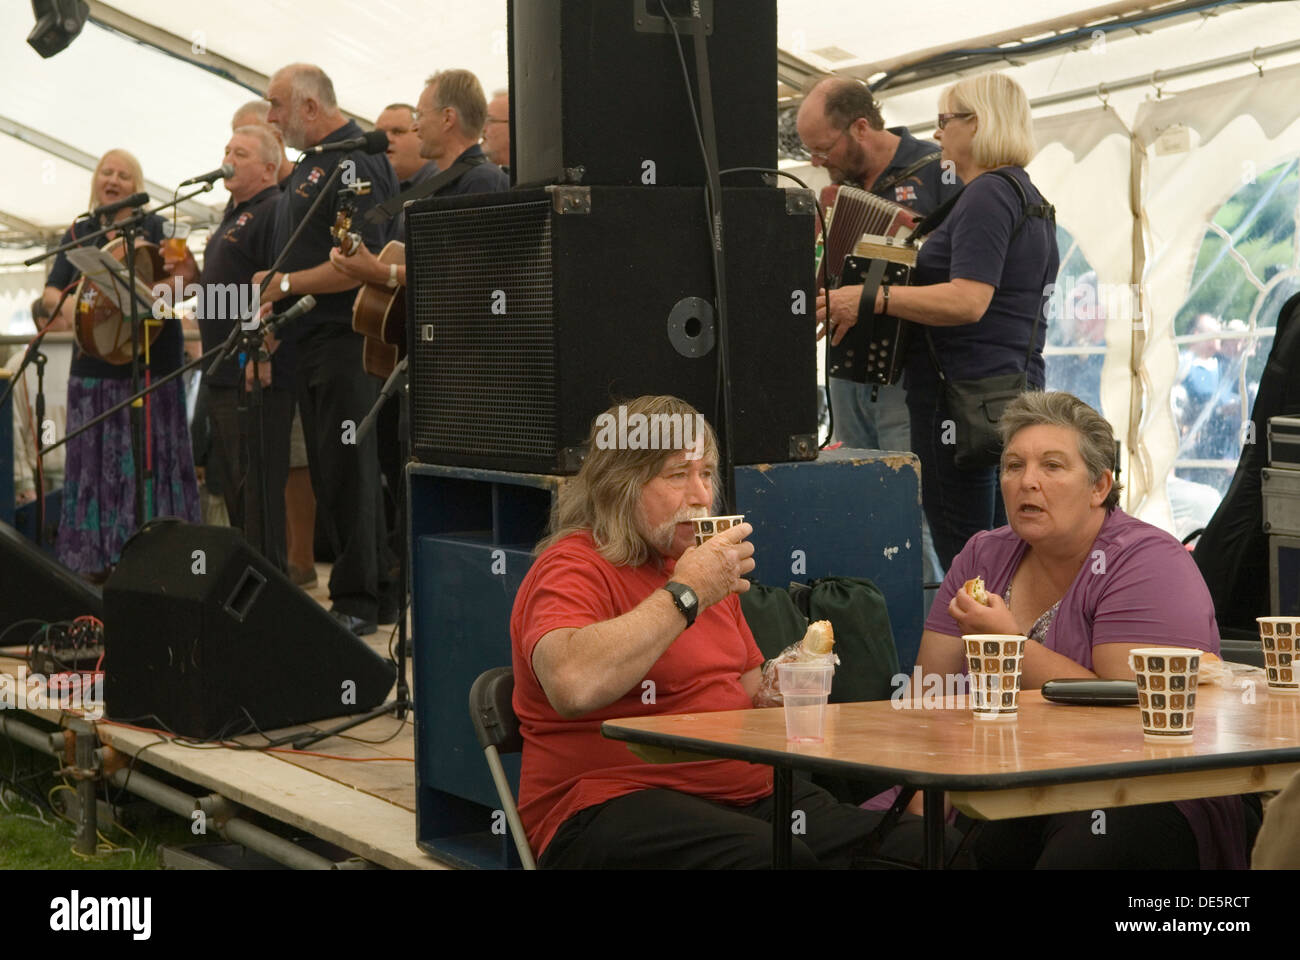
[{"xmin": 1041, "ymin": 679, "xmax": 1139, "ymax": 706}]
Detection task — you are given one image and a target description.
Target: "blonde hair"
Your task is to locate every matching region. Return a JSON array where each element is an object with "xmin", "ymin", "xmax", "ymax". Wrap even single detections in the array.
[
  {"xmin": 89, "ymin": 149, "xmax": 144, "ymax": 209},
  {"xmin": 426, "ymin": 69, "xmax": 489, "ymax": 139},
  {"xmin": 536, "ymin": 395, "xmax": 720, "ymax": 567},
  {"xmin": 940, "ymin": 73, "xmax": 1035, "ymax": 169},
  {"xmin": 1000, "ymin": 391, "xmax": 1123, "ymax": 510}
]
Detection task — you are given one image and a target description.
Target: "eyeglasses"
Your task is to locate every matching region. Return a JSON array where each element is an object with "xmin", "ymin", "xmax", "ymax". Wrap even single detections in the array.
[
  {"xmin": 937, "ymin": 112, "xmax": 975, "ymax": 130},
  {"xmin": 485, "ymin": 116, "xmax": 508, "ymax": 125},
  {"xmin": 808, "ymin": 127, "xmax": 849, "ymax": 162}
]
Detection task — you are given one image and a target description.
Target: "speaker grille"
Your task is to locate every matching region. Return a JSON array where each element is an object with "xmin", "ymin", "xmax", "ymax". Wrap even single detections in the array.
[{"xmin": 408, "ymin": 199, "xmax": 556, "ymax": 461}]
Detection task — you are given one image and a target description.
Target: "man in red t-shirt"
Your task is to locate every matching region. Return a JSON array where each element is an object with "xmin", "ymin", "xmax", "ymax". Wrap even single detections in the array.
[{"xmin": 511, "ymin": 395, "xmax": 932, "ymax": 868}]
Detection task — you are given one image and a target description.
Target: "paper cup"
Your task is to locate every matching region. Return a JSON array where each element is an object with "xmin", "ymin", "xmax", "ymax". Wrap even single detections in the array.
[
  {"xmin": 1129, "ymin": 647, "xmax": 1202, "ymax": 743},
  {"xmin": 777, "ymin": 661, "xmax": 833, "ymax": 742},
  {"xmin": 692, "ymin": 514, "xmax": 745, "ymax": 547},
  {"xmin": 964, "ymin": 634, "xmax": 1026, "ymax": 721},
  {"xmin": 1257, "ymin": 618, "xmax": 1300, "ymax": 695}
]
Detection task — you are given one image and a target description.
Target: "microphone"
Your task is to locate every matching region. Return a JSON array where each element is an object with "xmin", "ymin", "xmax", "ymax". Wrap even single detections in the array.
[
  {"xmin": 303, "ymin": 130, "xmax": 389, "ymax": 156},
  {"xmin": 179, "ymin": 163, "xmax": 235, "ymax": 187},
  {"xmin": 90, "ymin": 192, "xmax": 149, "ymax": 220},
  {"xmin": 264, "ymin": 294, "xmax": 317, "ymax": 337}
]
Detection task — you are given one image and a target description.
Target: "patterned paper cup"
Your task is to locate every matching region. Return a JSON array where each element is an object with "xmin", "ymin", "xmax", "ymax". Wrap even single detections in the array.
[
  {"xmin": 692, "ymin": 515, "xmax": 745, "ymax": 547},
  {"xmin": 1257, "ymin": 618, "xmax": 1300, "ymax": 695},
  {"xmin": 964, "ymin": 634, "xmax": 1026, "ymax": 721},
  {"xmin": 1129, "ymin": 647, "xmax": 1202, "ymax": 743}
]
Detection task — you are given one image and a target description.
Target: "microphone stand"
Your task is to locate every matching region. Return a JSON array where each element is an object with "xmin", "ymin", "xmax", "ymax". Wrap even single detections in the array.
[
  {"xmin": 22, "ymin": 183, "xmax": 217, "ymax": 535},
  {"xmin": 357, "ymin": 357, "xmax": 410, "ymax": 721}
]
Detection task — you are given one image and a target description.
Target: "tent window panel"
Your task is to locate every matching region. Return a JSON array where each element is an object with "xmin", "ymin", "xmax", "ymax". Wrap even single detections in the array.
[
  {"xmin": 1045, "ymin": 225, "xmax": 1105, "ymax": 413},
  {"xmin": 1169, "ymin": 157, "xmax": 1300, "ymax": 538}
]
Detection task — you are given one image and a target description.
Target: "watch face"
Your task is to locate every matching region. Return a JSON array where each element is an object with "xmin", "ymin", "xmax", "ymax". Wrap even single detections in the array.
[{"xmin": 680, "ymin": 586, "xmax": 698, "ymax": 607}]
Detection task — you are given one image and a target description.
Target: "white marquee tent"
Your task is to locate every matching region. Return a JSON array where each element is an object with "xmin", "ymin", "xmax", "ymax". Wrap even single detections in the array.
[{"xmin": 4, "ymin": 0, "xmax": 1300, "ymax": 535}]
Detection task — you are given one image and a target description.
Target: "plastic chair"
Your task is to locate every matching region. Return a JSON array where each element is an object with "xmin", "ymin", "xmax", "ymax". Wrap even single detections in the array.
[{"xmin": 469, "ymin": 667, "xmax": 536, "ymax": 869}]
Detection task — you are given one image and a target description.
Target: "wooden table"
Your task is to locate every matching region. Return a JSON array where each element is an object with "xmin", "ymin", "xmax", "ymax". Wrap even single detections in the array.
[{"xmin": 602, "ymin": 686, "xmax": 1300, "ymax": 868}]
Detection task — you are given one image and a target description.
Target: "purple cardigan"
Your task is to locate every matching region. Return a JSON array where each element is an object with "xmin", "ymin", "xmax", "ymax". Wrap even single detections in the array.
[{"xmin": 925, "ymin": 508, "xmax": 1246, "ymax": 869}]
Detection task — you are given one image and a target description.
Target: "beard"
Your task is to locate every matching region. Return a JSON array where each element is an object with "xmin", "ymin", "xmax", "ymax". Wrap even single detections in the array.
[
  {"xmin": 642, "ymin": 506, "xmax": 712, "ymax": 555},
  {"xmin": 277, "ymin": 115, "xmax": 308, "ymax": 152},
  {"xmin": 833, "ymin": 136, "xmax": 871, "ymax": 187}
]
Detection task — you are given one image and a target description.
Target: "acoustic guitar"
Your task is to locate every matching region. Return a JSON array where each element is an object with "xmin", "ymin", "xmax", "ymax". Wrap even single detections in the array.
[
  {"xmin": 331, "ymin": 183, "xmax": 406, "ymax": 379},
  {"xmin": 350, "ymin": 242, "xmax": 405, "ymax": 380}
]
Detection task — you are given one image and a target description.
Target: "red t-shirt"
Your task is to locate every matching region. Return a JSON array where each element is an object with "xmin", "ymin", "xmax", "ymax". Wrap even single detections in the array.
[{"xmin": 510, "ymin": 532, "xmax": 771, "ymax": 856}]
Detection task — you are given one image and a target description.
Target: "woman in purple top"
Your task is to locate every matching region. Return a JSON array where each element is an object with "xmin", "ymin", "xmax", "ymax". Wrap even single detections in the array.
[{"xmin": 920, "ymin": 391, "xmax": 1251, "ymax": 868}]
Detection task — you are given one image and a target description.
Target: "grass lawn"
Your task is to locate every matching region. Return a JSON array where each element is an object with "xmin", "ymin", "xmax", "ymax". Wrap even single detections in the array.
[{"xmin": 0, "ymin": 735, "xmax": 219, "ymax": 870}]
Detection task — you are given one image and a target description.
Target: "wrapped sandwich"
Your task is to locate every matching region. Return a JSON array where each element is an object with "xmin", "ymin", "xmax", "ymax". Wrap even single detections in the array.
[{"xmin": 753, "ymin": 619, "xmax": 839, "ymax": 707}]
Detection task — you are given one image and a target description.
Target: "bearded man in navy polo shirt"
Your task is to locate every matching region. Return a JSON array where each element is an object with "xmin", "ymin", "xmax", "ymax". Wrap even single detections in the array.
[{"xmin": 256, "ymin": 63, "xmax": 399, "ymax": 637}]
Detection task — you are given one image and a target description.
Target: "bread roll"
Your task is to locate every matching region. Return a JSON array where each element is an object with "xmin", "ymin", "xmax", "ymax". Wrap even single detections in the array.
[
  {"xmin": 963, "ymin": 577, "xmax": 991, "ymax": 606},
  {"xmin": 801, "ymin": 620, "xmax": 835, "ymax": 655}
]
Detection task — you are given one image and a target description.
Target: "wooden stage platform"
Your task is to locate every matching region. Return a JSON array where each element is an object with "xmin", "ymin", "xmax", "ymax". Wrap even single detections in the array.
[{"xmin": 0, "ymin": 563, "xmax": 448, "ymax": 870}]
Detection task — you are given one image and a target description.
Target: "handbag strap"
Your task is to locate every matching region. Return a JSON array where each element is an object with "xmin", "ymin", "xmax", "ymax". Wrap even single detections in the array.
[{"xmin": 922, "ymin": 168, "xmax": 1054, "ymax": 382}]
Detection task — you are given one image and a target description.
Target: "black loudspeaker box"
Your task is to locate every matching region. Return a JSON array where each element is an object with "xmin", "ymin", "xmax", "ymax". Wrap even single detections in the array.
[
  {"xmin": 508, "ymin": 0, "xmax": 776, "ymax": 187},
  {"xmin": 0, "ymin": 520, "xmax": 101, "ymax": 633},
  {"xmin": 103, "ymin": 521, "xmax": 393, "ymax": 739},
  {"xmin": 405, "ymin": 185, "xmax": 818, "ymax": 473}
]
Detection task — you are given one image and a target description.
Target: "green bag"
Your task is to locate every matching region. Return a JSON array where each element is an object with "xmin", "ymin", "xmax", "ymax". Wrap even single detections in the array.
[{"xmin": 739, "ymin": 576, "xmax": 901, "ymax": 704}]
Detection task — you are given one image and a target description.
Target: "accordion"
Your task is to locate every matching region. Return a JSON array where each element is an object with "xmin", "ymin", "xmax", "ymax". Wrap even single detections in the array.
[{"xmin": 817, "ymin": 185, "xmax": 920, "ymax": 386}]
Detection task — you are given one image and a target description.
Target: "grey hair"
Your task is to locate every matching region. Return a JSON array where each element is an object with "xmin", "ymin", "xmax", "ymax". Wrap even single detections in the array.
[
  {"xmin": 233, "ymin": 124, "xmax": 283, "ymax": 168},
  {"xmin": 282, "ymin": 63, "xmax": 338, "ymax": 113},
  {"xmin": 231, "ymin": 100, "xmax": 269, "ymax": 128},
  {"xmin": 425, "ymin": 69, "xmax": 488, "ymax": 138},
  {"xmin": 806, "ymin": 76, "xmax": 885, "ymax": 132},
  {"xmin": 999, "ymin": 391, "xmax": 1123, "ymax": 510}
]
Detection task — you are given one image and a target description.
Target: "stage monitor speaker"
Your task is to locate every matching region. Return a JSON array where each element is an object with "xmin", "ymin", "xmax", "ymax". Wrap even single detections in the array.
[
  {"xmin": 103, "ymin": 520, "xmax": 393, "ymax": 740},
  {"xmin": 507, "ymin": 0, "xmax": 775, "ymax": 187},
  {"xmin": 0, "ymin": 520, "xmax": 101, "ymax": 634},
  {"xmin": 405, "ymin": 185, "xmax": 817, "ymax": 474}
]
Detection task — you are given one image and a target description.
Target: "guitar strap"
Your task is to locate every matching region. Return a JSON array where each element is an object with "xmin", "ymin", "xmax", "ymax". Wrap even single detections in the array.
[
  {"xmin": 873, "ymin": 151, "xmax": 941, "ymax": 195},
  {"xmin": 365, "ymin": 154, "xmax": 488, "ymax": 224}
]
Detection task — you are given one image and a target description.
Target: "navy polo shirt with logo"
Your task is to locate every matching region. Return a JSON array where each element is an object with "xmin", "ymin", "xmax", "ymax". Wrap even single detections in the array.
[
  {"xmin": 391, "ymin": 144, "xmax": 508, "ymax": 243},
  {"xmin": 271, "ymin": 120, "xmax": 398, "ymax": 344},
  {"xmin": 200, "ymin": 184, "xmax": 282, "ymax": 388},
  {"xmin": 869, "ymin": 127, "xmax": 961, "ymax": 218}
]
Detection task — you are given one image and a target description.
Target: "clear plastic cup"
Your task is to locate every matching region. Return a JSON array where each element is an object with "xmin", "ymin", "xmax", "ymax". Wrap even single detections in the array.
[
  {"xmin": 963, "ymin": 634, "xmax": 1026, "ymax": 721},
  {"xmin": 777, "ymin": 661, "xmax": 834, "ymax": 742},
  {"xmin": 1257, "ymin": 618, "xmax": 1300, "ymax": 695},
  {"xmin": 691, "ymin": 515, "xmax": 745, "ymax": 547},
  {"xmin": 1129, "ymin": 647, "xmax": 1202, "ymax": 743}
]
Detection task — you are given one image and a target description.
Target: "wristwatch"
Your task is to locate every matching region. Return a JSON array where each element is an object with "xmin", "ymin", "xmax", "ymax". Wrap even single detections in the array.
[
  {"xmin": 662, "ymin": 581, "xmax": 699, "ymax": 628},
  {"xmin": 279, "ymin": 272, "xmax": 292, "ymax": 295}
]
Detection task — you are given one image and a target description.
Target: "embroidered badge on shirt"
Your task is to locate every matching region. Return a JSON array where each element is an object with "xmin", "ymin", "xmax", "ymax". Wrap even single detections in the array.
[
  {"xmin": 297, "ymin": 166, "xmax": 325, "ymax": 198},
  {"xmin": 894, "ymin": 184, "xmax": 917, "ymax": 203}
]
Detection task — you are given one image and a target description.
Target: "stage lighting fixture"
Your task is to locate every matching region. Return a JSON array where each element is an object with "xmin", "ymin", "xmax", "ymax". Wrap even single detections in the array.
[{"xmin": 27, "ymin": 0, "xmax": 90, "ymax": 59}]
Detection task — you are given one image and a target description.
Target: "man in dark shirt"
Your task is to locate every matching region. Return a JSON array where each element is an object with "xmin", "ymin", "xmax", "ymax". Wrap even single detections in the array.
[
  {"xmin": 798, "ymin": 78, "xmax": 961, "ymax": 453},
  {"xmin": 329, "ymin": 68, "xmax": 509, "ymax": 286},
  {"xmin": 375, "ymin": 102, "xmax": 439, "ymax": 191},
  {"xmin": 199, "ymin": 124, "xmax": 289, "ymax": 570},
  {"xmin": 483, "ymin": 89, "xmax": 511, "ymax": 175},
  {"xmin": 329, "ymin": 71, "xmax": 509, "ymax": 588},
  {"xmin": 258, "ymin": 62, "xmax": 399, "ymax": 636}
]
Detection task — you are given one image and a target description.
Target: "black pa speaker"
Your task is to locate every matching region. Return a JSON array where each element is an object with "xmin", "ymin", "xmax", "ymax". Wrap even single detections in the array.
[
  {"xmin": 0, "ymin": 520, "xmax": 101, "ymax": 634},
  {"xmin": 103, "ymin": 521, "xmax": 393, "ymax": 739},
  {"xmin": 405, "ymin": 185, "xmax": 818, "ymax": 473},
  {"xmin": 507, "ymin": 0, "xmax": 775, "ymax": 187}
]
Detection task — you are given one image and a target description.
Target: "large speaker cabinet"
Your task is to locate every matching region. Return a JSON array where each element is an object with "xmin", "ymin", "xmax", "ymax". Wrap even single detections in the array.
[
  {"xmin": 507, "ymin": 0, "xmax": 776, "ymax": 187},
  {"xmin": 103, "ymin": 521, "xmax": 394, "ymax": 739},
  {"xmin": 405, "ymin": 185, "xmax": 818, "ymax": 473}
]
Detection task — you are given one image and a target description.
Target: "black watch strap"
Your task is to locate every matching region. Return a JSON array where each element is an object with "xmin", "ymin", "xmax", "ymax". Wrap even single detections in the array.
[{"xmin": 662, "ymin": 581, "xmax": 698, "ymax": 628}]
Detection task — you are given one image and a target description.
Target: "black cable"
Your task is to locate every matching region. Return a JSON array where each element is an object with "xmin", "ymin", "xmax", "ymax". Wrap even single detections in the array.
[
  {"xmin": 659, "ymin": 0, "xmax": 737, "ymax": 509},
  {"xmin": 719, "ymin": 166, "xmax": 837, "ymax": 448}
]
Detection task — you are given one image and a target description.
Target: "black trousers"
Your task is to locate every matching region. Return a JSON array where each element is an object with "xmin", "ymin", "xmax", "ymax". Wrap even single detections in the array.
[
  {"xmin": 295, "ymin": 330, "xmax": 387, "ymax": 621},
  {"xmin": 972, "ymin": 802, "xmax": 1201, "ymax": 869},
  {"xmin": 905, "ymin": 369, "xmax": 1007, "ymax": 570},
  {"xmin": 206, "ymin": 383, "xmax": 293, "ymax": 573},
  {"xmin": 538, "ymin": 779, "xmax": 970, "ymax": 869}
]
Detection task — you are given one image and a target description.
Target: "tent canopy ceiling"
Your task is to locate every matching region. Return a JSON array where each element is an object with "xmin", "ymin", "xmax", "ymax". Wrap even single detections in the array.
[{"xmin": 3, "ymin": 0, "xmax": 1300, "ymax": 238}]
